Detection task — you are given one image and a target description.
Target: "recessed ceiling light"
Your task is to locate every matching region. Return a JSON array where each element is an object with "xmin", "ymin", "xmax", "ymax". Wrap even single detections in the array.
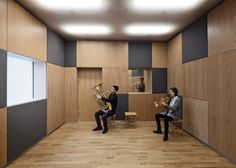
[
  {"xmin": 127, "ymin": 0, "xmax": 204, "ymax": 13},
  {"xmin": 123, "ymin": 24, "xmax": 175, "ymax": 36},
  {"xmin": 34, "ymin": 0, "xmax": 109, "ymax": 12},
  {"xmin": 61, "ymin": 24, "xmax": 112, "ymax": 36}
]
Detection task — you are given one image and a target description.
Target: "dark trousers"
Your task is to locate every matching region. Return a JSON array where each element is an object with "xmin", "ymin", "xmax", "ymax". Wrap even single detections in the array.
[
  {"xmin": 155, "ymin": 113, "xmax": 174, "ymax": 136},
  {"xmin": 95, "ymin": 110, "xmax": 115, "ymax": 129}
]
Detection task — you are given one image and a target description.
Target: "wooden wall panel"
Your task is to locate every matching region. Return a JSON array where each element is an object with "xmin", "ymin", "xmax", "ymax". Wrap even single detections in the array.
[
  {"xmin": 167, "ymin": 65, "xmax": 182, "ymax": 95},
  {"xmin": 0, "ymin": 108, "xmax": 7, "ymax": 167},
  {"xmin": 65, "ymin": 68, "xmax": 78, "ymax": 122},
  {"xmin": 208, "ymin": 0, "xmax": 236, "ymax": 56},
  {"xmin": 102, "ymin": 67, "xmax": 128, "ymax": 94},
  {"xmin": 183, "ymin": 97, "xmax": 208, "ymax": 144},
  {"xmin": 183, "ymin": 58, "xmax": 208, "ymax": 100},
  {"xmin": 0, "ymin": 0, "xmax": 7, "ymax": 50},
  {"xmin": 77, "ymin": 41, "xmax": 128, "ymax": 68},
  {"xmin": 78, "ymin": 68, "xmax": 102, "ymax": 121},
  {"xmin": 8, "ymin": 0, "xmax": 47, "ymax": 61},
  {"xmin": 47, "ymin": 63, "xmax": 65, "ymax": 134},
  {"xmin": 128, "ymin": 93, "xmax": 166, "ymax": 121},
  {"xmin": 167, "ymin": 34, "xmax": 182, "ymax": 67},
  {"xmin": 208, "ymin": 50, "xmax": 236, "ymax": 162},
  {"xmin": 152, "ymin": 43, "xmax": 167, "ymax": 68}
]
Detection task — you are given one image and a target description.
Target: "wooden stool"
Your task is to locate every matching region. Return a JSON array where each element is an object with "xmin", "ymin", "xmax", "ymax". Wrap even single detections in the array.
[{"xmin": 125, "ymin": 112, "xmax": 137, "ymax": 126}]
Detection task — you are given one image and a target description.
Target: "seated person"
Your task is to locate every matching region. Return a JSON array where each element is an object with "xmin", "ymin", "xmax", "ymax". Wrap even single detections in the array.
[
  {"xmin": 153, "ymin": 87, "xmax": 181, "ymax": 141},
  {"xmin": 93, "ymin": 85, "xmax": 119, "ymax": 134},
  {"xmin": 136, "ymin": 77, "xmax": 145, "ymax": 92}
]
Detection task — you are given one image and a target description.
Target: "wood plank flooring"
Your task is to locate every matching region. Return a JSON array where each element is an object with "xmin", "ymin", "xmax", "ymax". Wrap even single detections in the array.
[{"xmin": 7, "ymin": 122, "xmax": 236, "ymax": 168}]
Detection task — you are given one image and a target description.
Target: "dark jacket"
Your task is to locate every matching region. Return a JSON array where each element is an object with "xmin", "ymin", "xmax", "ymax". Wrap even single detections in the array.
[{"xmin": 101, "ymin": 93, "xmax": 118, "ymax": 112}]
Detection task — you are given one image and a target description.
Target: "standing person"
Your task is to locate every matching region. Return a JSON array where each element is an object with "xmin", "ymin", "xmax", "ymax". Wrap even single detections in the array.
[
  {"xmin": 136, "ymin": 77, "xmax": 145, "ymax": 92},
  {"xmin": 93, "ymin": 85, "xmax": 119, "ymax": 134},
  {"xmin": 153, "ymin": 87, "xmax": 181, "ymax": 141}
]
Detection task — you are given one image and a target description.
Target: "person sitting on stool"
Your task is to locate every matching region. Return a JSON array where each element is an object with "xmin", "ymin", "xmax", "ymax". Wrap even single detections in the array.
[
  {"xmin": 93, "ymin": 85, "xmax": 119, "ymax": 134},
  {"xmin": 153, "ymin": 87, "xmax": 181, "ymax": 141}
]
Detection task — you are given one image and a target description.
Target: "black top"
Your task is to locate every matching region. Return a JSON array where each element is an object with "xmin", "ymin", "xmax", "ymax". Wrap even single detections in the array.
[
  {"xmin": 136, "ymin": 83, "xmax": 145, "ymax": 92},
  {"xmin": 101, "ymin": 93, "xmax": 118, "ymax": 112}
]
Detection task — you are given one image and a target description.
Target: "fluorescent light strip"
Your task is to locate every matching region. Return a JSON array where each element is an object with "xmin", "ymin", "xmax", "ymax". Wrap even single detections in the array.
[
  {"xmin": 124, "ymin": 24, "xmax": 175, "ymax": 36},
  {"xmin": 34, "ymin": 0, "xmax": 109, "ymax": 12},
  {"xmin": 61, "ymin": 24, "xmax": 112, "ymax": 35},
  {"xmin": 127, "ymin": 0, "xmax": 204, "ymax": 12}
]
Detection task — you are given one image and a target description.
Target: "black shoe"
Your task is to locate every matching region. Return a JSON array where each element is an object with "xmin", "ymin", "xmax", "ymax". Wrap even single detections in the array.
[
  {"xmin": 153, "ymin": 129, "xmax": 162, "ymax": 134},
  {"xmin": 102, "ymin": 128, "xmax": 108, "ymax": 134},
  {"xmin": 163, "ymin": 135, "xmax": 168, "ymax": 141},
  {"xmin": 93, "ymin": 127, "xmax": 102, "ymax": 131}
]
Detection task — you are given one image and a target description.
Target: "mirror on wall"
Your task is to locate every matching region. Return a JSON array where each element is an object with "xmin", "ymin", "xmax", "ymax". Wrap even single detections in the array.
[{"xmin": 128, "ymin": 68, "xmax": 152, "ymax": 93}]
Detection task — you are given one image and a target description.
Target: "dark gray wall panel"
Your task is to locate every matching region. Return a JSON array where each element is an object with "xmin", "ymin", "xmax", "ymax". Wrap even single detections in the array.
[
  {"xmin": 152, "ymin": 68, "xmax": 167, "ymax": 93},
  {"xmin": 47, "ymin": 28, "xmax": 64, "ymax": 66},
  {"xmin": 128, "ymin": 42, "xmax": 152, "ymax": 68},
  {"xmin": 115, "ymin": 94, "xmax": 128, "ymax": 120},
  {"xmin": 7, "ymin": 100, "xmax": 47, "ymax": 162},
  {"xmin": 64, "ymin": 41, "xmax": 76, "ymax": 67},
  {"xmin": 0, "ymin": 49, "xmax": 7, "ymax": 108},
  {"xmin": 182, "ymin": 15, "xmax": 208, "ymax": 63}
]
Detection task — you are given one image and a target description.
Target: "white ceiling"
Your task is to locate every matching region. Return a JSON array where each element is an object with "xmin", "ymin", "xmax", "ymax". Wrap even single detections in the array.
[{"xmin": 16, "ymin": 0, "xmax": 223, "ymax": 41}]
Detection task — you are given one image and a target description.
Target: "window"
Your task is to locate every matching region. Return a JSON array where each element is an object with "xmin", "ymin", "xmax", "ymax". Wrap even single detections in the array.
[{"xmin": 7, "ymin": 52, "xmax": 46, "ymax": 106}]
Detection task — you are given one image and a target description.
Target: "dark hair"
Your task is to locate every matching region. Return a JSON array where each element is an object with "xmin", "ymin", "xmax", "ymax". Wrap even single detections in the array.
[
  {"xmin": 140, "ymin": 77, "xmax": 144, "ymax": 81},
  {"xmin": 113, "ymin": 85, "xmax": 119, "ymax": 91},
  {"xmin": 170, "ymin": 87, "xmax": 178, "ymax": 96}
]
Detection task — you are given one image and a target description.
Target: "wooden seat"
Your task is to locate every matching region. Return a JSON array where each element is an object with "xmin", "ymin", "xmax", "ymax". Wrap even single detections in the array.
[
  {"xmin": 125, "ymin": 112, "xmax": 137, "ymax": 126},
  {"xmin": 170, "ymin": 119, "xmax": 183, "ymax": 134}
]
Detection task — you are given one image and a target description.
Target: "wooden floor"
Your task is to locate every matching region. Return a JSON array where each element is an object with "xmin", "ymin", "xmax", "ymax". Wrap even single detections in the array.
[{"xmin": 8, "ymin": 122, "xmax": 236, "ymax": 168}]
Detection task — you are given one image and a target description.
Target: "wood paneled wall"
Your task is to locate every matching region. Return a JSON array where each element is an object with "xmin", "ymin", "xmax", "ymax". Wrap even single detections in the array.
[
  {"xmin": 7, "ymin": 0, "xmax": 47, "ymax": 61},
  {"xmin": 208, "ymin": 0, "xmax": 236, "ymax": 162},
  {"xmin": 77, "ymin": 41, "xmax": 128, "ymax": 68},
  {"xmin": 167, "ymin": 34, "xmax": 182, "ymax": 67},
  {"xmin": 183, "ymin": 58, "xmax": 208, "ymax": 100},
  {"xmin": 208, "ymin": 0, "xmax": 236, "ymax": 56},
  {"xmin": 78, "ymin": 68, "xmax": 102, "ymax": 121},
  {"xmin": 102, "ymin": 67, "xmax": 128, "ymax": 94},
  {"xmin": 0, "ymin": 108, "xmax": 7, "ymax": 167},
  {"xmin": 0, "ymin": 0, "xmax": 7, "ymax": 50},
  {"xmin": 65, "ymin": 68, "xmax": 78, "ymax": 122},
  {"xmin": 128, "ymin": 93, "xmax": 166, "ymax": 121},
  {"xmin": 183, "ymin": 97, "xmax": 208, "ymax": 144},
  {"xmin": 47, "ymin": 63, "xmax": 65, "ymax": 134},
  {"xmin": 167, "ymin": 34, "xmax": 183, "ymax": 95},
  {"xmin": 167, "ymin": 65, "xmax": 182, "ymax": 95},
  {"xmin": 208, "ymin": 50, "xmax": 236, "ymax": 162},
  {"xmin": 152, "ymin": 43, "xmax": 167, "ymax": 68}
]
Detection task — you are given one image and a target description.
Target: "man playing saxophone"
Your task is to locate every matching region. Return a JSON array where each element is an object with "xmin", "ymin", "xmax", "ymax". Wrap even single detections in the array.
[
  {"xmin": 93, "ymin": 85, "xmax": 119, "ymax": 134},
  {"xmin": 153, "ymin": 87, "xmax": 181, "ymax": 141}
]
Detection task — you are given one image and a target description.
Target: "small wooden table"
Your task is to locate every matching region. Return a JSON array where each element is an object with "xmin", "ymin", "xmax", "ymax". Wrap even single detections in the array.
[{"xmin": 125, "ymin": 112, "xmax": 137, "ymax": 125}]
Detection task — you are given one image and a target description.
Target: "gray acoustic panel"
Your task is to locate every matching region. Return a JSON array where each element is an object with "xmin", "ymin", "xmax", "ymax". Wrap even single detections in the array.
[
  {"xmin": 0, "ymin": 49, "xmax": 7, "ymax": 108},
  {"xmin": 152, "ymin": 68, "xmax": 167, "ymax": 93},
  {"xmin": 132, "ymin": 69, "xmax": 144, "ymax": 77},
  {"xmin": 7, "ymin": 100, "xmax": 47, "ymax": 162},
  {"xmin": 182, "ymin": 15, "xmax": 208, "ymax": 63},
  {"xmin": 47, "ymin": 28, "xmax": 64, "ymax": 66},
  {"xmin": 128, "ymin": 42, "xmax": 152, "ymax": 68},
  {"xmin": 115, "ymin": 94, "xmax": 128, "ymax": 120},
  {"xmin": 64, "ymin": 41, "xmax": 76, "ymax": 67}
]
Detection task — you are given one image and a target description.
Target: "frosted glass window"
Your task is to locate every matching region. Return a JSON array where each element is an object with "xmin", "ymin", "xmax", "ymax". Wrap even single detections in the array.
[{"xmin": 7, "ymin": 52, "xmax": 46, "ymax": 106}]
